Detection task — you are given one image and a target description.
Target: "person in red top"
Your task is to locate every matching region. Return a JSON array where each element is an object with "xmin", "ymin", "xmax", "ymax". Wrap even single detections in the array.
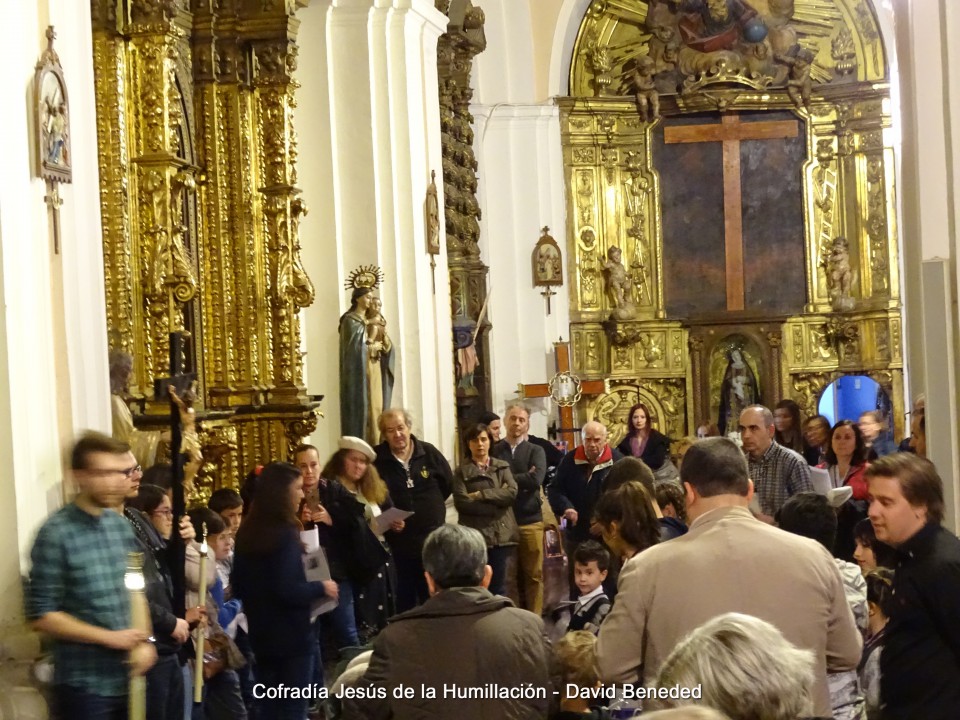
[{"xmin": 820, "ymin": 419, "xmax": 871, "ymax": 560}]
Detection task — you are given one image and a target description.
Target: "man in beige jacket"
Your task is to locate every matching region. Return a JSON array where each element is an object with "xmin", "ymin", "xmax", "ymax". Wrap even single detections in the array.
[{"xmin": 597, "ymin": 437, "xmax": 862, "ymax": 718}]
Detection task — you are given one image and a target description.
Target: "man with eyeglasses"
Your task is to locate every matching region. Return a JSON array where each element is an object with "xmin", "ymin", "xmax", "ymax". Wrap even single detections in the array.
[{"xmin": 26, "ymin": 431, "xmax": 157, "ymax": 719}]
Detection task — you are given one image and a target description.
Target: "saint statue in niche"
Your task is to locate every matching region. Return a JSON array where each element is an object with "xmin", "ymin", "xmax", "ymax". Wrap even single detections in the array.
[
  {"xmin": 826, "ymin": 236, "xmax": 855, "ymax": 311},
  {"xmin": 340, "ymin": 266, "xmax": 395, "ymax": 444},
  {"xmin": 717, "ymin": 347, "xmax": 760, "ymax": 435}
]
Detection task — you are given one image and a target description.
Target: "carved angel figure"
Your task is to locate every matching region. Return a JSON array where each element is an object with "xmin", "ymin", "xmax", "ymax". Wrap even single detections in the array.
[
  {"xmin": 826, "ymin": 236, "xmax": 855, "ymax": 311},
  {"xmin": 603, "ymin": 246, "xmax": 637, "ymax": 320},
  {"xmin": 622, "ymin": 55, "xmax": 660, "ymax": 122}
]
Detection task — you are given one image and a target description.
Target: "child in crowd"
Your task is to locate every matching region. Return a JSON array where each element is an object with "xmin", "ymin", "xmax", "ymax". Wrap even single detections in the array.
[
  {"xmin": 552, "ymin": 631, "xmax": 612, "ymax": 719},
  {"xmin": 860, "ymin": 568, "xmax": 893, "ymax": 720},
  {"xmin": 569, "ymin": 542, "xmax": 612, "ymax": 635},
  {"xmin": 208, "ymin": 488, "xmax": 243, "ymax": 590},
  {"xmin": 186, "ymin": 508, "xmax": 247, "ymax": 720},
  {"xmin": 654, "ymin": 481, "xmax": 688, "ymax": 530},
  {"xmin": 209, "ymin": 486, "xmax": 257, "ymax": 718}
]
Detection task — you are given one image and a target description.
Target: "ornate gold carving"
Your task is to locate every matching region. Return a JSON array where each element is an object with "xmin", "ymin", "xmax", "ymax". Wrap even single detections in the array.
[
  {"xmin": 792, "ymin": 371, "xmax": 836, "ymax": 418},
  {"xmin": 831, "ymin": 27, "xmax": 856, "ymax": 77},
  {"xmin": 578, "ymin": 228, "xmax": 601, "ymax": 309},
  {"xmin": 93, "ymin": 0, "xmax": 319, "ymax": 489},
  {"xmin": 865, "ymin": 156, "xmax": 889, "ymax": 295}
]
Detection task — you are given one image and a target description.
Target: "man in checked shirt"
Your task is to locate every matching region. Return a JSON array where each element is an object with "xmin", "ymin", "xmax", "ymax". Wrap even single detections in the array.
[
  {"xmin": 739, "ymin": 404, "xmax": 813, "ymax": 524},
  {"xmin": 26, "ymin": 432, "xmax": 156, "ymax": 719}
]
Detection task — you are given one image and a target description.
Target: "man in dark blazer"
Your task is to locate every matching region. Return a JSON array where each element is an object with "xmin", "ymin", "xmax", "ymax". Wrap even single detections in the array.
[{"xmin": 492, "ymin": 403, "xmax": 547, "ymax": 615}]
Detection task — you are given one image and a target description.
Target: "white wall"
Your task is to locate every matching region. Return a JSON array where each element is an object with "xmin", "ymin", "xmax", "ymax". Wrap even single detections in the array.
[
  {"xmin": 471, "ymin": 0, "xmax": 570, "ymax": 438},
  {"xmin": 297, "ymin": 0, "xmax": 457, "ymax": 457},
  {"xmin": 0, "ymin": 0, "xmax": 108, "ymax": 631}
]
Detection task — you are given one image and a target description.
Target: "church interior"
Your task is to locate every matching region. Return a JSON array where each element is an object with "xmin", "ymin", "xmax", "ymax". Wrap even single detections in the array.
[{"xmin": 0, "ymin": 0, "xmax": 959, "ymax": 715}]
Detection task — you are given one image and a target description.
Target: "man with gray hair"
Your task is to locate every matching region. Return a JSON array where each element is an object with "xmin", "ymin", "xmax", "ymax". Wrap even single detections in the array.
[
  {"xmin": 345, "ymin": 524, "xmax": 551, "ymax": 719},
  {"xmin": 597, "ymin": 437, "xmax": 861, "ymax": 718},
  {"xmin": 738, "ymin": 404, "xmax": 812, "ymax": 522},
  {"xmin": 374, "ymin": 408, "xmax": 453, "ymax": 611},
  {"xmin": 653, "ymin": 613, "xmax": 816, "ymax": 720},
  {"xmin": 493, "ymin": 403, "xmax": 547, "ymax": 614}
]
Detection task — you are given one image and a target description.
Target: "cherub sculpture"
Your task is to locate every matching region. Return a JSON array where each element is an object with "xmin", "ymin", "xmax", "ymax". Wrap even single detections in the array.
[
  {"xmin": 623, "ymin": 55, "xmax": 660, "ymax": 122},
  {"xmin": 826, "ymin": 236, "xmax": 855, "ymax": 311},
  {"xmin": 603, "ymin": 246, "xmax": 637, "ymax": 320}
]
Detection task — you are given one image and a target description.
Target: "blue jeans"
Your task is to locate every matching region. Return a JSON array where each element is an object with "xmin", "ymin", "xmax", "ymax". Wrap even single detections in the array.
[
  {"xmin": 145, "ymin": 654, "xmax": 183, "ymax": 720},
  {"xmin": 324, "ymin": 577, "xmax": 360, "ymax": 650},
  {"xmin": 256, "ymin": 654, "xmax": 312, "ymax": 720},
  {"xmin": 55, "ymin": 685, "xmax": 127, "ymax": 720}
]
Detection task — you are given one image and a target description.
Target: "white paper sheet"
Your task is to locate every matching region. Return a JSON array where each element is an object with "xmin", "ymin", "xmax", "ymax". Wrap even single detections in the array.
[{"xmin": 373, "ymin": 508, "xmax": 414, "ymax": 535}]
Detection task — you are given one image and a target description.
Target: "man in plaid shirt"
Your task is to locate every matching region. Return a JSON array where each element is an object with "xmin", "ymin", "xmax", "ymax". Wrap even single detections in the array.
[
  {"xmin": 740, "ymin": 405, "xmax": 813, "ymax": 523},
  {"xmin": 26, "ymin": 432, "xmax": 157, "ymax": 719}
]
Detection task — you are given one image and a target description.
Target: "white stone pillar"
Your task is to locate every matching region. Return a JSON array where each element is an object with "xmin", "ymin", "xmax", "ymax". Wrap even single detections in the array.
[
  {"xmin": 895, "ymin": 0, "xmax": 960, "ymax": 529},
  {"xmin": 297, "ymin": 0, "xmax": 455, "ymax": 456},
  {"xmin": 472, "ymin": 103, "xmax": 569, "ymax": 438},
  {"xmin": 0, "ymin": 0, "xmax": 108, "ymax": 710}
]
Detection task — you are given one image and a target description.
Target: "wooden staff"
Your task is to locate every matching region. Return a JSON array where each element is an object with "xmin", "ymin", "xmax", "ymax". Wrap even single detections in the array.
[
  {"xmin": 193, "ymin": 523, "xmax": 208, "ymax": 704},
  {"xmin": 125, "ymin": 551, "xmax": 148, "ymax": 720}
]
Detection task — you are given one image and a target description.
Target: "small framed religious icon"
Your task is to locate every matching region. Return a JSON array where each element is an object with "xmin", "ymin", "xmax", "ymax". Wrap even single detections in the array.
[
  {"xmin": 532, "ymin": 226, "xmax": 562, "ymax": 314},
  {"xmin": 34, "ymin": 26, "xmax": 72, "ymax": 184},
  {"xmin": 532, "ymin": 226, "xmax": 563, "ymax": 286}
]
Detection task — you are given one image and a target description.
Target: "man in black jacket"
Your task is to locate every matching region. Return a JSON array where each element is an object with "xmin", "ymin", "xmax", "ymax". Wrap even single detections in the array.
[
  {"xmin": 493, "ymin": 403, "xmax": 547, "ymax": 615},
  {"xmin": 374, "ymin": 408, "xmax": 453, "ymax": 611},
  {"xmin": 866, "ymin": 452, "xmax": 960, "ymax": 720}
]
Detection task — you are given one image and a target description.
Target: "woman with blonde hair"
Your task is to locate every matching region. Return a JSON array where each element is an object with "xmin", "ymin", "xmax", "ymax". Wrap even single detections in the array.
[{"xmin": 323, "ymin": 436, "xmax": 403, "ymax": 643}]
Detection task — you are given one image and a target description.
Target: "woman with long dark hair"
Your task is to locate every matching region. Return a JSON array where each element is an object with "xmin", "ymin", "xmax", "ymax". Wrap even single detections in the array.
[
  {"xmin": 773, "ymin": 399, "xmax": 805, "ymax": 454},
  {"xmin": 322, "ymin": 437, "xmax": 400, "ymax": 645},
  {"xmin": 232, "ymin": 462, "xmax": 337, "ymax": 720},
  {"xmin": 592, "ymin": 481, "xmax": 661, "ymax": 563},
  {"xmin": 616, "ymin": 402, "xmax": 672, "ymax": 475}
]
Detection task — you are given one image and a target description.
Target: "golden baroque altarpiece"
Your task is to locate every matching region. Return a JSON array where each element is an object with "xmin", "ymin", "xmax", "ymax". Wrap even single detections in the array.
[
  {"xmin": 91, "ymin": 0, "xmax": 317, "ymax": 502},
  {"xmin": 562, "ymin": 0, "xmax": 903, "ymax": 447}
]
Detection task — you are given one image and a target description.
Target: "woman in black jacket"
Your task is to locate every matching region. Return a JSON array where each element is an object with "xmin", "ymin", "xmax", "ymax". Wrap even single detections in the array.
[
  {"xmin": 616, "ymin": 402, "xmax": 671, "ymax": 473},
  {"xmin": 322, "ymin": 436, "xmax": 402, "ymax": 644},
  {"xmin": 232, "ymin": 462, "xmax": 337, "ymax": 720}
]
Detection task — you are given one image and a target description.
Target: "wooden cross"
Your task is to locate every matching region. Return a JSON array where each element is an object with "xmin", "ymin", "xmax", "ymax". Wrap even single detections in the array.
[
  {"xmin": 44, "ymin": 182, "xmax": 63, "ymax": 254},
  {"xmin": 517, "ymin": 340, "xmax": 607, "ymax": 449},
  {"xmin": 664, "ymin": 114, "xmax": 799, "ymax": 311},
  {"xmin": 153, "ymin": 332, "xmax": 196, "ymax": 617}
]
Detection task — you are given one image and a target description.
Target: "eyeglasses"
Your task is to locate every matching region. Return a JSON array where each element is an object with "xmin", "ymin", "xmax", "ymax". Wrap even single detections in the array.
[
  {"xmin": 151, "ymin": 508, "xmax": 173, "ymax": 518},
  {"xmin": 89, "ymin": 464, "xmax": 142, "ymax": 479}
]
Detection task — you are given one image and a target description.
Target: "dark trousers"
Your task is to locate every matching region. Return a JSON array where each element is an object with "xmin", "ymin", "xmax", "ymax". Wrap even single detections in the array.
[
  {"xmin": 394, "ymin": 554, "xmax": 429, "ymax": 612},
  {"xmin": 487, "ymin": 545, "xmax": 514, "ymax": 597},
  {"xmin": 200, "ymin": 669, "xmax": 248, "ymax": 720},
  {"xmin": 256, "ymin": 654, "xmax": 312, "ymax": 720},
  {"xmin": 55, "ymin": 685, "xmax": 126, "ymax": 720},
  {"xmin": 146, "ymin": 654, "xmax": 183, "ymax": 720}
]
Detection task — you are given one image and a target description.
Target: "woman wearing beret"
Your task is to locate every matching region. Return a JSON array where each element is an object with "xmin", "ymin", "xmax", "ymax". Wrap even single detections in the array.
[{"xmin": 322, "ymin": 436, "xmax": 402, "ymax": 643}]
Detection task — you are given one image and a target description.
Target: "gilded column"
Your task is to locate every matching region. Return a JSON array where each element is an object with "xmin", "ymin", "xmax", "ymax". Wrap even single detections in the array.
[
  {"xmin": 127, "ymin": 0, "xmax": 197, "ymax": 395},
  {"xmin": 251, "ymin": 37, "xmax": 314, "ymax": 400}
]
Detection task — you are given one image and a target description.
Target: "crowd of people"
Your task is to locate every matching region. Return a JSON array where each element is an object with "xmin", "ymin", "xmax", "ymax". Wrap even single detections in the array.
[{"xmin": 26, "ymin": 396, "xmax": 957, "ymax": 720}]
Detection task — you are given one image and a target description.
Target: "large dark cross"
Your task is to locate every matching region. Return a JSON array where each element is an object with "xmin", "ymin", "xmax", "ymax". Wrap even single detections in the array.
[
  {"xmin": 664, "ymin": 114, "xmax": 799, "ymax": 311},
  {"xmin": 153, "ymin": 332, "xmax": 196, "ymax": 616},
  {"xmin": 518, "ymin": 341, "xmax": 606, "ymax": 449}
]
